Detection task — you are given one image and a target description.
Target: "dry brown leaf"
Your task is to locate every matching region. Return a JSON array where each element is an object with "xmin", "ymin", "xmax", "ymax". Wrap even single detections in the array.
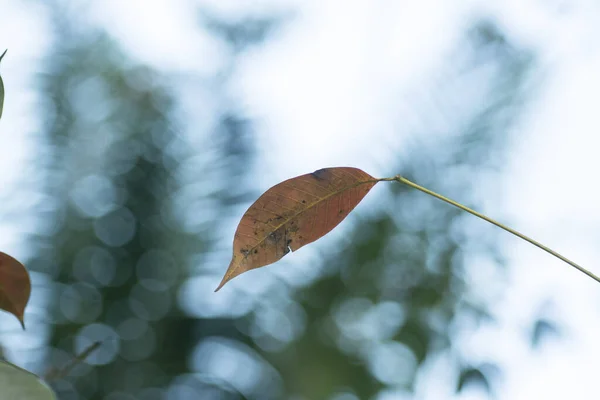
[
  {"xmin": 0, "ymin": 252, "xmax": 31, "ymax": 328},
  {"xmin": 216, "ymin": 167, "xmax": 379, "ymax": 291}
]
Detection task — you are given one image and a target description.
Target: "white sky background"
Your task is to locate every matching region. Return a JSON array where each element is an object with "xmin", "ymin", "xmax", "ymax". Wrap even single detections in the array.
[{"xmin": 1, "ymin": 0, "xmax": 600, "ymax": 399}]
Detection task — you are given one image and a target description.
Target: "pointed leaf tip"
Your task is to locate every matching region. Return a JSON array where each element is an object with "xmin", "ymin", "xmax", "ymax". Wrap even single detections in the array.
[
  {"xmin": 215, "ymin": 276, "xmax": 227, "ymax": 292},
  {"xmin": 215, "ymin": 259, "xmax": 242, "ymax": 291},
  {"xmin": 18, "ymin": 314, "xmax": 25, "ymax": 330},
  {"xmin": 0, "ymin": 252, "xmax": 31, "ymax": 328},
  {"xmin": 214, "ymin": 280, "xmax": 225, "ymax": 292},
  {"xmin": 217, "ymin": 167, "xmax": 379, "ymax": 290}
]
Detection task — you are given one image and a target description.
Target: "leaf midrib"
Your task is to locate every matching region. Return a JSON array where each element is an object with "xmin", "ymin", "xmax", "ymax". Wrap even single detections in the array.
[{"xmin": 242, "ymin": 177, "xmax": 379, "ymax": 260}]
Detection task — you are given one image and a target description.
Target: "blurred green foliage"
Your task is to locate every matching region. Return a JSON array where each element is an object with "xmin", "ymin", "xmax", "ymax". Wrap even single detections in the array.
[{"xmin": 11, "ymin": 3, "xmax": 539, "ymax": 400}]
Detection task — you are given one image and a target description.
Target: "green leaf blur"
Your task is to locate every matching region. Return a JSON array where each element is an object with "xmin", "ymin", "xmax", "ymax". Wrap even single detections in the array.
[{"xmin": 6, "ymin": 4, "xmax": 538, "ymax": 400}]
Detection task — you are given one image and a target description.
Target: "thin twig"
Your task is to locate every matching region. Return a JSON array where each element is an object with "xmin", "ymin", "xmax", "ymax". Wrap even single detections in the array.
[
  {"xmin": 379, "ymin": 174, "xmax": 600, "ymax": 284},
  {"xmin": 44, "ymin": 341, "xmax": 101, "ymax": 382}
]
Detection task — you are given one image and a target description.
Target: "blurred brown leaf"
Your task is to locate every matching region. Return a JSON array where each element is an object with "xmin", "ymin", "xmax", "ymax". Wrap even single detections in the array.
[
  {"xmin": 0, "ymin": 252, "xmax": 31, "ymax": 328},
  {"xmin": 217, "ymin": 167, "xmax": 379, "ymax": 291}
]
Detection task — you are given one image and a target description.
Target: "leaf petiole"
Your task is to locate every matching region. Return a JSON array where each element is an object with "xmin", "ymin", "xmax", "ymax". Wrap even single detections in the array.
[{"xmin": 379, "ymin": 174, "xmax": 600, "ymax": 284}]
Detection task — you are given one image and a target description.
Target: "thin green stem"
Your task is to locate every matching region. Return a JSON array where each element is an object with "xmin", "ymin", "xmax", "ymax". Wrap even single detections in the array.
[{"xmin": 379, "ymin": 175, "xmax": 600, "ymax": 284}]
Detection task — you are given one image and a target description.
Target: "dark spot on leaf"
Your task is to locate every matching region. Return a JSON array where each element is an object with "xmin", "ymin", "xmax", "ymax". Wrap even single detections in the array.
[
  {"xmin": 301, "ymin": 200, "xmax": 306, "ymax": 204},
  {"xmin": 240, "ymin": 249, "xmax": 249, "ymax": 256},
  {"xmin": 311, "ymin": 168, "xmax": 329, "ymax": 180},
  {"xmin": 266, "ymin": 229, "xmax": 284, "ymax": 245},
  {"xmin": 253, "ymin": 249, "xmax": 258, "ymax": 254}
]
